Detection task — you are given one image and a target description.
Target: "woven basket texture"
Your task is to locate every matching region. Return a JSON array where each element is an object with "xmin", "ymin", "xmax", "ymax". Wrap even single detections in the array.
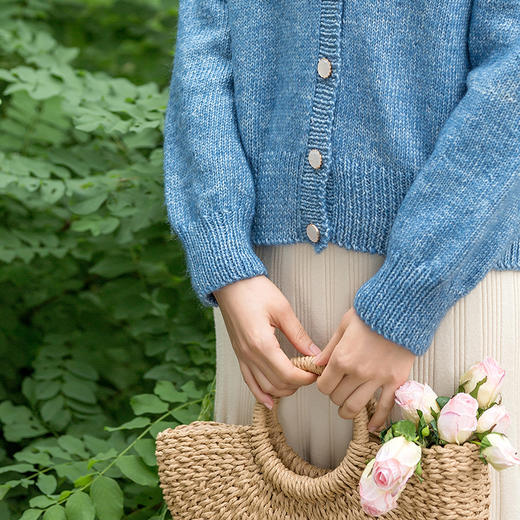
[{"xmin": 156, "ymin": 355, "xmax": 491, "ymax": 519}]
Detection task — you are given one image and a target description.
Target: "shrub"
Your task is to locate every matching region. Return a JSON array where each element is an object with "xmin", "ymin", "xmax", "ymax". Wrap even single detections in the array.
[{"xmin": 0, "ymin": 2, "xmax": 216, "ymax": 519}]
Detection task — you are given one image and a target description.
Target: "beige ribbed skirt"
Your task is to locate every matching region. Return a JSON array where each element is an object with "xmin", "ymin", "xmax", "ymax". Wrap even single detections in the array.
[{"xmin": 212, "ymin": 242, "xmax": 520, "ymax": 518}]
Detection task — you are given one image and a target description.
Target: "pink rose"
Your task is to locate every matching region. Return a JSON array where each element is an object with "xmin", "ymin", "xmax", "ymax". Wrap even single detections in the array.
[
  {"xmin": 460, "ymin": 357, "xmax": 505, "ymax": 409},
  {"xmin": 359, "ymin": 436, "xmax": 421, "ymax": 517},
  {"xmin": 395, "ymin": 380, "xmax": 440, "ymax": 424},
  {"xmin": 359, "ymin": 459, "xmax": 399, "ymax": 517},
  {"xmin": 481, "ymin": 433, "xmax": 520, "ymax": 470},
  {"xmin": 437, "ymin": 392, "xmax": 478, "ymax": 444},
  {"xmin": 477, "ymin": 404, "xmax": 511, "ymax": 435},
  {"xmin": 372, "ymin": 458, "xmax": 410, "ymax": 491}
]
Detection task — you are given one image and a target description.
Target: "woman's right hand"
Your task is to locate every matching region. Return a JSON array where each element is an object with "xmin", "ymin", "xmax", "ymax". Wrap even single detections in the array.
[{"xmin": 213, "ymin": 275, "xmax": 322, "ymax": 409}]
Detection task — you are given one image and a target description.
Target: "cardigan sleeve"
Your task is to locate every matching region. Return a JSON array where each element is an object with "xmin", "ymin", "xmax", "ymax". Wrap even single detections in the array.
[
  {"xmin": 353, "ymin": 0, "xmax": 520, "ymax": 356},
  {"xmin": 163, "ymin": 0, "xmax": 267, "ymax": 307}
]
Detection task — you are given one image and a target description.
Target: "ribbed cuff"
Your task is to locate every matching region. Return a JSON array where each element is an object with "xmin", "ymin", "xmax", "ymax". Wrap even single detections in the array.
[
  {"xmin": 173, "ymin": 210, "xmax": 268, "ymax": 307},
  {"xmin": 353, "ymin": 253, "xmax": 453, "ymax": 356}
]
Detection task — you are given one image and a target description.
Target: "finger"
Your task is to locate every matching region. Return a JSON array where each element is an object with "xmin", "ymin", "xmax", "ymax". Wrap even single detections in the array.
[
  {"xmin": 313, "ymin": 310, "xmax": 354, "ymax": 366},
  {"xmin": 312, "ymin": 327, "xmax": 343, "ymax": 366},
  {"xmin": 367, "ymin": 384, "xmax": 397, "ymax": 432},
  {"xmin": 315, "ymin": 350, "xmax": 349, "ymax": 396},
  {"xmin": 250, "ymin": 334, "xmax": 319, "ymax": 389},
  {"xmin": 249, "ymin": 363, "xmax": 298, "ymax": 398},
  {"xmin": 329, "ymin": 374, "xmax": 365, "ymax": 407},
  {"xmin": 338, "ymin": 380, "xmax": 381, "ymax": 420},
  {"xmin": 238, "ymin": 358, "xmax": 274, "ymax": 408},
  {"xmin": 271, "ymin": 303, "xmax": 321, "ymax": 357}
]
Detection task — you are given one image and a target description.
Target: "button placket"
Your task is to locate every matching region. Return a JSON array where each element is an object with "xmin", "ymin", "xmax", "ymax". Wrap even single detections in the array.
[{"xmin": 300, "ymin": 1, "xmax": 345, "ymax": 252}]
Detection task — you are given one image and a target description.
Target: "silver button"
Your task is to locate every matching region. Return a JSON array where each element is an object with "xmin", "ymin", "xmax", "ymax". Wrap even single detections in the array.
[
  {"xmin": 308, "ymin": 148, "xmax": 322, "ymax": 169},
  {"xmin": 317, "ymin": 57, "xmax": 332, "ymax": 79},
  {"xmin": 306, "ymin": 223, "xmax": 320, "ymax": 243}
]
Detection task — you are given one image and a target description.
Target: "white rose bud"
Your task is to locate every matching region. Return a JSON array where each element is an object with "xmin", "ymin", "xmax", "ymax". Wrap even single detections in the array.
[
  {"xmin": 437, "ymin": 393, "xmax": 478, "ymax": 444},
  {"xmin": 394, "ymin": 380, "xmax": 440, "ymax": 424},
  {"xmin": 481, "ymin": 433, "xmax": 520, "ymax": 470},
  {"xmin": 476, "ymin": 404, "xmax": 511, "ymax": 435},
  {"xmin": 460, "ymin": 357, "xmax": 505, "ymax": 409}
]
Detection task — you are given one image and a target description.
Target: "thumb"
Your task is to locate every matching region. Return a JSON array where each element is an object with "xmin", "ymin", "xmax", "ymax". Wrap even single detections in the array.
[
  {"xmin": 312, "ymin": 327, "xmax": 343, "ymax": 365},
  {"xmin": 313, "ymin": 307, "xmax": 355, "ymax": 365},
  {"xmin": 275, "ymin": 306, "xmax": 321, "ymax": 357}
]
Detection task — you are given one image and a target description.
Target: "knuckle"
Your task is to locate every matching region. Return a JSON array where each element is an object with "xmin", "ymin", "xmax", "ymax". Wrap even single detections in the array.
[
  {"xmin": 261, "ymin": 382, "xmax": 277, "ymax": 395},
  {"xmin": 387, "ymin": 370, "xmax": 405, "ymax": 387},
  {"xmin": 316, "ymin": 378, "xmax": 328, "ymax": 395},
  {"xmin": 294, "ymin": 322, "xmax": 307, "ymax": 342},
  {"xmin": 343, "ymin": 401, "xmax": 360, "ymax": 416},
  {"xmin": 339, "ymin": 404, "xmax": 357, "ymax": 420},
  {"xmin": 353, "ymin": 362, "xmax": 371, "ymax": 380},
  {"xmin": 276, "ymin": 376, "xmax": 294, "ymax": 390},
  {"xmin": 329, "ymin": 393, "xmax": 343, "ymax": 407},
  {"xmin": 338, "ymin": 407, "xmax": 349, "ymax": 420},
  {"xmin": 377, "ymin": 398, "xmax": 394, "ymax": 414},
  {"xmin": 330, "ymin": 352, "xmax": 349, "ymax": 371},
  {"xmin": 245, "ymin": 329, "xmax": 265, "ymax": 351}
]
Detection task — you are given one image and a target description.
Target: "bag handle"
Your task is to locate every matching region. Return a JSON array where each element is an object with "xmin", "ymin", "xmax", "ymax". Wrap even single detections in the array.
[
  {"xmin": 249, "ymin": 355, "xmax": 380, "ymax": 501},
  {"xmin": 252, "ymin": 354, "xmax": 376, "ymax": 444}
]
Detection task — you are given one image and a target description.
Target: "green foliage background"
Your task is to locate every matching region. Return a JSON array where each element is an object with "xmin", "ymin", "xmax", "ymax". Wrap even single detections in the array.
[{"xmin": 0, "ymin": 1, "xmax": 217, "ymax": 519}]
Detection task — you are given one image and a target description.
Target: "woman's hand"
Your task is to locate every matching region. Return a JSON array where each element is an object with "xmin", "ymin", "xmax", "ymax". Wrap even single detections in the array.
[
  {"xmin": 313, "ymin": 307, "xmax": 415, "ymax": 432},
  {"xmin": 213, "ymin": 275, "xmax": 321, "ymax": 409}
]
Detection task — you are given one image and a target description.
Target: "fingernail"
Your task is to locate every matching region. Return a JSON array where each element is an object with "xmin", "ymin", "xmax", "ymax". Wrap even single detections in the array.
[
  {"xmin": 263, "ymin": 400, "xmax": 273, "ymax": 410},
  {"xmin": 368, "ymin": 425, "xmax": 377, "ymax": 432},
  {"xmin": 309, "ymin": 343, "xmax": 321, "ymax": 355}
]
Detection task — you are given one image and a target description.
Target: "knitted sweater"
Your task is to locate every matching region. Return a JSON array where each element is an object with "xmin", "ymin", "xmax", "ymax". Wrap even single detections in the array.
[{"xmin": 163, "ymin": 0, "xmax": 520, "ymax": 356}]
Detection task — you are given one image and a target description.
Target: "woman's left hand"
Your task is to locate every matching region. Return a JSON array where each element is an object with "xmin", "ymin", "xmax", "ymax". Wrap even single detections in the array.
[{"xmin": 312, "ymin": 307, "xmax": 416, "ymax": 432}]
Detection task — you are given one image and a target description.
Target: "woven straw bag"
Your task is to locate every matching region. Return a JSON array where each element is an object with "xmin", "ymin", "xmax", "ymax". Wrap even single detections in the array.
[{"xmin": 155, "ymin": 355, "xmax": 491, "ymax": 519}]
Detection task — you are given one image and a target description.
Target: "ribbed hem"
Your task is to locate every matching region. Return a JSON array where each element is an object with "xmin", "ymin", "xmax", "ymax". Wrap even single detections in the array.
[
  {"xmin": 353, "ymin": 253, "xmax": 455, "ymax": 356},
  {"xmin": 174, "ymin": 210, "xmax": 268, "ymax": 307},
  {"xmin": 248, "ymin": 149, "xmax": 520, "ymax": 271}
]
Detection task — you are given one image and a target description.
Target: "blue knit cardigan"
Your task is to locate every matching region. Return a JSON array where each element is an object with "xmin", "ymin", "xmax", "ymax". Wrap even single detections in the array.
[{"xmin": 163, "ymin": 0, "xmax": 520, "ymax": 356}]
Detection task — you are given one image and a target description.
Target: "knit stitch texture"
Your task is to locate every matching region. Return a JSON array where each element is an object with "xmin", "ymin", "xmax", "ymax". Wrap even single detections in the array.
[{"xmin": 163, "ymin": 0, "xmax": 520, "ymax": 356}]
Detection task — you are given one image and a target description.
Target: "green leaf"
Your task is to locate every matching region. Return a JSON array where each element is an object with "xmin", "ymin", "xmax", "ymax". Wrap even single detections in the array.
[
  {"xmin": 43, "ymin": 505, "xmax": 66, "ymax": 520},
  {"xmin": 19, "ymin": 509, "xmax": 43, "ymax": 520},
  {"xmin": 154, "ymin": 381, "xmax": 187, "ymax": 403},
  {"xmin": 40, "ymin": 395, "xmax": 65, "ymax": 422},
  {"xmin": 58, "ymin": 435, "xmax": 89, "ymax": 458},
  {"xmin": 65, "ymin": 491, "xmax": 95, "ymax": 520},
  {"xmin": 129, "ymin": 394, "xmax": 168, "ymax": 415},
  {"xmin": 134, "ymin": 439, "xmax": 157, "ymax": 466},
  {"xmin": 381, "ymin": 427, "xmax": 393, "ymax": 443},
  {"xmin": 30, "ymin": 496, "xmax": 56, "ymax": 508},
  {"xmin": 469, "ymin": 376, "xmax": 488, "ymax": 400},
  {"xmin": 170, "ymin": 407, "xmax": 199, "ymax": 424},
  {"xmin": 104, "ymin": 417, "xmax": 150, "ymax": 432},
  {"xmin": 0, "ymin": 463, "xmax": 35, "ymax": 474},
  {"xmin": 436, "ymin": 396, "xmax": 450, "ymax": 409},
  {"xmin": 89, "ymin": 255, "xmax": 135, "ymax": 278},
  {"xmin": 62, "ymin": 361, "xmax": 98, "ymax": 381},
  {"xmin": 391, "ymin": 420, "xmax": 418, "ymax": 442},
  {"xmin": 90, "ymin": 476, "xmax": 124, "ymax": 520},
  {"xmin": 180, "ymin": 380, "xmax": 204, "ymax": 399},
  {"xmin": 73, "ymin": 474, "xmax": 94, "ymax": 488},
  {"xmin": 70, "ymin": 215, "xmax": 119, "ymax": 236},
  {"xmin": 115, "ymin": 455, "xmax": 158, "ymax": 486},
  {"xmin": 62, "ymin": 378, "xmax": 96, "ymax": 404},
  {"xmin": 69, "ymin": 193, "xmax": 107, "ymax": 215},
  {"xmin": 36, "ymin": 473, "xmax": 57, "ymax": 495},
  {"xmin": 35, "ymin": 380, "xmax": 61, "ymax": 400}
]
